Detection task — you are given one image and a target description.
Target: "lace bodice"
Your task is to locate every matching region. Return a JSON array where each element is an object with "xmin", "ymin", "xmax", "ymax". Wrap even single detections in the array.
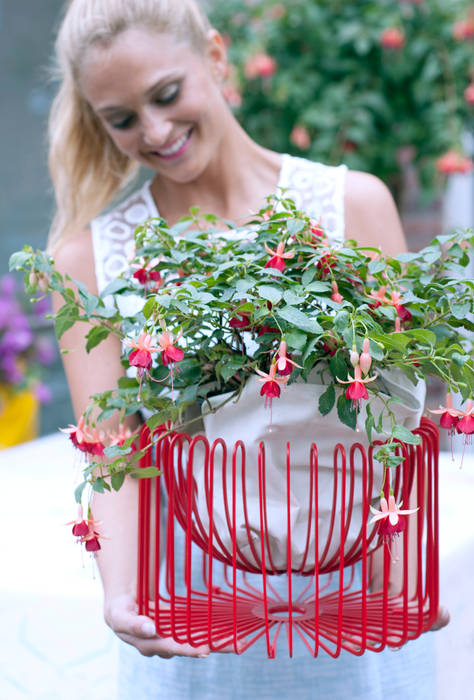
[{"xmin": 91, "ymin": 154, "xmax": 347, "ymax": 294}]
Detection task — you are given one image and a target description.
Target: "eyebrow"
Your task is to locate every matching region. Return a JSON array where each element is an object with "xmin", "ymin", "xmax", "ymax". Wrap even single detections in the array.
[{"xmin": 97, "ymin": 73, "xmax": 182, "ymax": 114}]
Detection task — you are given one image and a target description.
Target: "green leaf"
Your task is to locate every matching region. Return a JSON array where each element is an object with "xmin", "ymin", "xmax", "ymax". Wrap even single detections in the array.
[
  {"xmin": 104, "ymin": 444, "xmax": 132, "ymax": 458},
  {"xmin": 93, "ymin": 477, "xmax": 110, "ymax": 493},
  {"xmin": 283, "ymin": 290, "xmax": 306, "ymax": 306},
  {"xmin": 392, "ymin": 424, "xmax": 422, "ymax": 445},
  {"xmin": 277, "ymin": 306, "xmax": 323, "ymax": 334},
  {"xmin": 257, "ymin": 284, "xmax": 283, "ymax": 305},
  {"xmin": 337, "ymin": 393, "xmax": 357, "ymax": 430},
  {"xmin": 74, "ymin": 481, "xmax": 87, "ymax": 504},
  {"xmin": 301, "ymin": 268, "xmax": 315, "ymax": 286},
  {"xmin": 142, "ymin": 298, "xmax": 155, "ymax": 319},
  {"xmin": 9, "ymin": 251, "xmax": 31, "ymax": 270},
  {"xmin": 404, "ymin": 329, "xmax": 436, "ymax": 346},
  {"xmin": 85, "ymin": 326, "xmax": 109, "ymax": 352},
  {"xmin": 319, "ymin": 383, "xmax": 335, "ymax": 416},
  {"xmin": 147, "ymin": 407, "xmax": 179, "ymax": 430},
  {"xmin": 111, "ymin": 472, "xmax": 125, "ymax": 491},
  {"xmin": 285, "ymin": 330, "xmax": 307, "ymax": 350},
  {"xmin": 450, "ymin": 301, "xmax": 470, "ymax": 320},
  {"xmin": 101, "ymin": 279, "xmax": 130, "ymax": 296},
  {"xmin": 306, "ymin": 281, "xmax": 331, "ymax": 293},
  {"xmin": 334, "ymin": 310, "xmax": 350, "ymax": 333},
  {"xmin": 371, "ymin": 332, "xmax": 410, "ymax": 353},
  {"xmin": 368, "ymin": 259, "xmax": 386, "ymax": 275}
]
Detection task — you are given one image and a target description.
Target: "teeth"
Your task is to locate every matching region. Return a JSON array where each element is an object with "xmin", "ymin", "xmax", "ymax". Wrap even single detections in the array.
[{"xmin": 157, "ymin": 130, "xmax": 190, "ymax": 156}]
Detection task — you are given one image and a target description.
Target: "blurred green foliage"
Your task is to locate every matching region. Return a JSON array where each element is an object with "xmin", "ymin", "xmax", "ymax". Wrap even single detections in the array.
[{"xmin": 208, "ymin": 0, "xmax": 473, "ymax": 204}]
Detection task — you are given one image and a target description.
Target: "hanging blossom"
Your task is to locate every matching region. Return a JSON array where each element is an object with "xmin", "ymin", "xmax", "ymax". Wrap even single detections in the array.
[
  {"xmin": 67, "ymin": 506, "xmax": 104, "ymax": 553},
  {"xmin": 264, "ymin": 241, "xmax": 295, "ymax": 272},
  {"xmin": 337, "ymin": 364, "xmax": 377, "ymax": 412},
  {"xmin": 158, "ymin": 329, "xmax": 184, "ymax": 366},
  {"xmin": 367, "ymin": 287, "xmax": 411, "ymax": 321},
  {"xmin": 109, "ymin": 425, "xmax": 139, "ymax": 454},
  {"xmin": 274, "ymin": 340, "xmax": 302, "ymax": 376},
  {"xmin": 60, "ymin": 416, "xmax": 105, "ymax": 457},
  {"xmin": 331, "ymin": 281, "xmax": 343, "ymax": 304},
  {"xmin": 369, "ymin": 494, "xmax": 418, "ymax": 561},
  {"xmin": 255, "ymin": 362, "xmax": 289, "ymax": 406},
  {"xmin": 124, "ymin": 332, "xmax": 161, "ymax": 399},
  {"xmin": 430, "ymin": 395, "xmax": 474, "ymax": 457}
]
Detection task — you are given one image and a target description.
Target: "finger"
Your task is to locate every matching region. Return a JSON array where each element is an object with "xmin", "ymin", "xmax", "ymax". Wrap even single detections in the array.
[
  {"xmin": 118, "ymin": 632, "xmax": 211, "ymax": 658},
  {"xmin": 109, "ymin": 607, "xmax": 161, "ymax": 639},
  {"xmin": 430, "ymin": 605, "xmax": 450, "ymax": 631}
]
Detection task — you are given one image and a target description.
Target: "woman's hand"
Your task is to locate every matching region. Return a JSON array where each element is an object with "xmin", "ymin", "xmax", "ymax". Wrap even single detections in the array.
[{"xmin": 105, "ymin": 593, "xmax": 212, "ymax": 658}]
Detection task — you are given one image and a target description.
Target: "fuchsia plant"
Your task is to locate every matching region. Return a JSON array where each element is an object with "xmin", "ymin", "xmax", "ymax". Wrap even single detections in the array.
[{"xmin": 11, "ymin": 196, "xmax": 474, "ymax": 554}]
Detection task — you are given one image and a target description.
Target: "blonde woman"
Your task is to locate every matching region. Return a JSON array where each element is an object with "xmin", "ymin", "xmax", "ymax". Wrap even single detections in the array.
[{"xmin": 49, "ymin": 1, "xmax": 447, "ymax": 697}]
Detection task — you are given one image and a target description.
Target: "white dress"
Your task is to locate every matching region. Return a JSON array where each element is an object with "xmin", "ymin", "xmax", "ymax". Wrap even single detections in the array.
[{"xmin": 91, "ymin": 155, "xmax": 435, "ymax": 700}]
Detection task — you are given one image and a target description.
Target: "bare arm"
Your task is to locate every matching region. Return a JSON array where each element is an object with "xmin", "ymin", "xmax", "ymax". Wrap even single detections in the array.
[{"xmin": 53, "ymin": 230, "xmax": 211, "ymax": 657}]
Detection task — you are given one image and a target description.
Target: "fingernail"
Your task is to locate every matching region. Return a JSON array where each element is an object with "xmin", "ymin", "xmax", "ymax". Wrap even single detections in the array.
[
  {"xmin": 198, "ymin": 653, "xmax": 210, "ymax": 658},
  {"xmin": 141, "ymin": 622, "xmax": 156, "ymax": 637}
]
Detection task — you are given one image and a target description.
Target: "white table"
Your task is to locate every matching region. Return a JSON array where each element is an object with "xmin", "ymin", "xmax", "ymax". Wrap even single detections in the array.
[{"xmin": 0, "ymin": 433, "xmax": 472, "ymax": 699}]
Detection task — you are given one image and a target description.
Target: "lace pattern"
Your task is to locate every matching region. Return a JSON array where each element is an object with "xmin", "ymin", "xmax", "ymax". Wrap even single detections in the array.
[{"xmin": 91, "ymin": 155, "xmax": 347, "ymax": 294}]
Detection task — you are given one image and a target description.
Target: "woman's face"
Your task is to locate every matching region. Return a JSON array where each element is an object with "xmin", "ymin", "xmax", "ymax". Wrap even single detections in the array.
[{"xmin": 79, "ymin": 28, "xmax": 228, "ymax": 183}]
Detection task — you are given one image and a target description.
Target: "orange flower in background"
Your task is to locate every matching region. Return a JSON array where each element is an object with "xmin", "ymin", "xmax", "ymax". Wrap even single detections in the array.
[
  {"xmin": 436, "ymin": 150, "xmax": 473, "ymax": 174},
  {"xmin": 452, "ymin": 18, "xmax": 474, "ymax": 41},
  {"xmin": 464, "ymin": 83, "xmax": 474, "ymax": 104},
  {"xmin": 380, "ymin": 28, "xmax": 405, "ymax": 50},
  {"xmin": 290, "ymin": 125, "xmax": 311, "ymax": 150},
  {"xmin": 244, "ymin": 52, "xmax": 277, "ymax": 79}
]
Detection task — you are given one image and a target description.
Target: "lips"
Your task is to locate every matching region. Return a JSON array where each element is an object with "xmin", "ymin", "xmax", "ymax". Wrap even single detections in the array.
[{"xmin": 152, "ymin": 128, "xmax": 193, "ymax": 160}]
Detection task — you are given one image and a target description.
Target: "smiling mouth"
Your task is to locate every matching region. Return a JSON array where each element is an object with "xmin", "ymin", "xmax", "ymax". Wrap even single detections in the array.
[{"xmin": 153, "ymin": 128, "xmax": 193, "ymax": 159}]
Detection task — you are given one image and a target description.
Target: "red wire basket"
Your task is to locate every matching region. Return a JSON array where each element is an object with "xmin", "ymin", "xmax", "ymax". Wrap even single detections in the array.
[{"xmin": 137, "ymin": 417, "xmax": 439, "ymax": 658}]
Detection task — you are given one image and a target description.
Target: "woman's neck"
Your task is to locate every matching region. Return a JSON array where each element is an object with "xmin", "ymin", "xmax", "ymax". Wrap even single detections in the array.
[{"xmin": 149, "ymin": 121, "xmax": 283, "ymax": 226}]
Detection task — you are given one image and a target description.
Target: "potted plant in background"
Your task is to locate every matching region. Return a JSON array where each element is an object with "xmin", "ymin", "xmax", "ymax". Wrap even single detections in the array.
[{"xmin": 0, "ymin": 273, "xmax": 55, "ymax": 448}]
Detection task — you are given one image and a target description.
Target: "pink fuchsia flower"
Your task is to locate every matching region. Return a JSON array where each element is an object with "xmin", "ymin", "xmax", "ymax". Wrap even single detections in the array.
[
  {"xmin": 390, "ymin": 291, "xmax": 412, "ymax": 321},
  {"xmin": 380, "ymin": 28, "xmax": 405, "ymax": 50},
  {"xmin": 309, "ymin": 221, "xmax": 326, "ymax": 244},
  {"xmin": 81, "ymin": 514, "xmax": 104, "ymax": 553},
  {"xmin": 430, "ymin": 392, "xmax": 460, "ymax": 432},
  {"xmin": 359, "ymin": 338, "xmax": 372, "ymax": 376},
  {"xmin": 275, "ymin": 340, "xmax": 302, "ymax": 376},
  {"xmin": 125, "ymin": 332, "xmax": 160, "ymax": 372},
  {"xmin": 290, "ymin": 125, "xmax": 311, "ymax": 150},
  {"xmin": 331, "ymin": 281, "xmax": 343, "ymax": 304},
  {"xmin": 337, "ymin": 364, "xmax": 377, "ymax": 411},
  {"xmin": 244, "ymin": 52, "xmax": 276, "ymax": 79},
  {"xmin": 157, "ymin": 330, "xmax": 184, "ymax": 366},
  {"xmin": 436, "ymin": 150, "xmax": 473, "ymax": 175},
  {"xmin": 109, "ymin": 425, "xmax": 138, "ymax": 454},
  {"xmin": 464, "ymin": 83, "xmax": 474, "ymax": 105},
  {"xmin": 369, "ymin": 495, "xmax": 418, "ymax": 560},
  {"xmin": 67, "ymin": 505, "xmax": 89, "ymax": 537},
  {"xmin": 455, "ymin": 399, "xmax": 474, "ymax": 440},
  {"xmin": 255, "ymin": 362, "xmax": 289, "ymax": 404},
  {"xmin": 60, "ymin": 416, "xmax": 101, "ymax": 454},
  {"xmin": 264, "ymin": 241, "xmax": 295, "ymax": 272}
]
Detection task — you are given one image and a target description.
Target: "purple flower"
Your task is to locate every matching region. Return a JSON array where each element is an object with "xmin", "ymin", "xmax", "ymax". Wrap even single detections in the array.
[
  {"xmin": 35, "ymin": 337, "xmax": 56, "ymax": 366},
  {"xmin": 0, "ymin": 275, "xmax": 16, "ymax": 296},
  {"xmin": 34, "ymin": 382, "xmax": 52, "ymax": 404},
  {"xmin": 0, "ymin": 328, "xmax": 33, "ymax": 353},
  {"xmin": 32, "ymin": 295, "xmax": 51, "ymax": 317}
]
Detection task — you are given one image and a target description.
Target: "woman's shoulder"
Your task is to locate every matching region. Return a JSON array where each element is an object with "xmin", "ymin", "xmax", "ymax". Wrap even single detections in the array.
[
  {"xmin": 53, "ymin": 228, "xmax": 98, "ymax": 292},
  {"xmin": 344, "ymin": 169, "xmax": 407, "ymax": 254}
]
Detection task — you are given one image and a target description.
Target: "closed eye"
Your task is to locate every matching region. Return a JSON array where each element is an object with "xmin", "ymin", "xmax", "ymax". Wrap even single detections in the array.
[
  {"xmin": 109, "ymin": 114, "xmax": 135, "ymax": 130},
  {"xmin": 154, "ymin": 81, "xmax": 180, "ymax": 105}
]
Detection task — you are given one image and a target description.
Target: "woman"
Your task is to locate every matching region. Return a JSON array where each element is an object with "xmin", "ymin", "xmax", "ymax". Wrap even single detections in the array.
[{"xmin": 49, "ymin": 1, "xmax": 447, "ymax": 697}]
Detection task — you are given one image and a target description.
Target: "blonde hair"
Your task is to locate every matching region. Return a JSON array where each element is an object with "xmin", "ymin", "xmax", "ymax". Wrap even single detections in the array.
[{"xmin": 47, "ymin": 0, "xmax": 211, "ymax": 251}]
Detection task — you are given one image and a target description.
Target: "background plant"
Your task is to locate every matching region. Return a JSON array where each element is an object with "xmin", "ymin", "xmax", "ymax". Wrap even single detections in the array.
[{"xmin": 207, "ymin": 0, "xmax": 474, "ymax": 204}]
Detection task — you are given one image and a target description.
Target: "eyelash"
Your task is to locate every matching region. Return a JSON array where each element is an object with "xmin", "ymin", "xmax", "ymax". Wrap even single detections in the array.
[{"xmin": 109, "ymin": 83, "xmax": 181, "ymax": 131}]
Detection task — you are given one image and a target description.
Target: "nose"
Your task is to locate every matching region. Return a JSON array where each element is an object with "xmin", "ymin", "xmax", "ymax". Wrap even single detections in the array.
[{"xmin": 140, "ymin": 109, "xmax": 173, "ymax": 148}]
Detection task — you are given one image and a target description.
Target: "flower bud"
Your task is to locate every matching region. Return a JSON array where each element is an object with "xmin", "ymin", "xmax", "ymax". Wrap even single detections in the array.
[
  {"xmin": 350, "ymin": 345, "xmax": 359, "ymax": 368},
  {"xmin": 29, "ymin": 271, "xmax": 38, "ymax": 287},
  {"xmin": 360, "ymin": 338, "xmax": 372, "ymax": 375}
]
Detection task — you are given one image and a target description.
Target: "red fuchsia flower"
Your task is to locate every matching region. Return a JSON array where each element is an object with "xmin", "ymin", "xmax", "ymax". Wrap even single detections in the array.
[
  {"xmin": 310, "ymin": 221, "xmax": 326, "ymax": 244},
  {"xmin": 430, "ymin": 392, "xmax": 460, "ymax": 432},
  {"xmin": 67, "ymin": 505, "xmax": 89, "ymax": 537},
  {"xmin": 331, "ymin": 280, "xmax": 343, "ymax": 304},
  {"xmin": 369, "ymin": 494, "xmax": 418, "ymax": 559},
  {"xmin": 257, "ymin": 324, "xmax": 279, "ymax": 337},
  {"xmin": 315, "ymin": 245, "xmax": 337, "ymax": 277},
  {"xmin": 230, "ymin": 311, "xmax": 251, "ymax": 329},
  {"xmin": 264, "ymin": 241, "xmax": 295, "ymax": 272},
  {"xmin": 455, "ymin": 399, "xmax": 474, "ymax": 441},
  {"xmin": 436, "ymin": 150, "xmax": 473, "ymax": 175},
  {"xmin": 244, "ymin": 52, "xmax": 277, "ymax": 79},
  {"xmin": 290, "ymin": 125, "xmax": 311, "ymax": 150},
  {"xmin": 125, "ymin": 332, "xmax": 160, "ymax": 373},
  {"xmin": 342, "ymin": 140, "xmax": 358, "ymax": 153},
  {"xmin": 359, "ymin": 338, "xmax": 372, "ymax": 376},
  {"xmin": 60, "ymin": 417, "xmax": 105, "ymax": 456},
  {"xmin": 157, "ymin": 330, "xmax": 184, "ymax": 366},
  {"xmin": 109, "ymin": 425, "xmax": 138, "ymax": 454},
  {"xmin": 255, "ymin": 362, "xmax": 289, "ymax": 405},
  {"xmin": 464, "ymin": 83, "xmax": 474, "ymax": 105},
  {"xmin": 275, "ymin": 340, "xmax": 302, "ymax": 376},
  {"xmin": 367, "ymin": 285, "xmax": 387, "ymax": 308},
  {"xmin": 60, "ymin": 416, "xmax": 88, "ymax": 450},
  {"xmin": 81, "ymin": 514, "xmax": 104, "ymax": 553},
  {"xmin": 452, "ymin": 19, "xmax": 474, "ymax": 41},
  {"xmin": 337, "ymin": 364, "xmax": 377, "ymax": 412},
  {"xmin": 390, "ymin": 291, "xmax": 412, "ymax": 322},
  {"xmin": 380, "ymin": 28, "xmax": 405, "ymax": 50}
]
